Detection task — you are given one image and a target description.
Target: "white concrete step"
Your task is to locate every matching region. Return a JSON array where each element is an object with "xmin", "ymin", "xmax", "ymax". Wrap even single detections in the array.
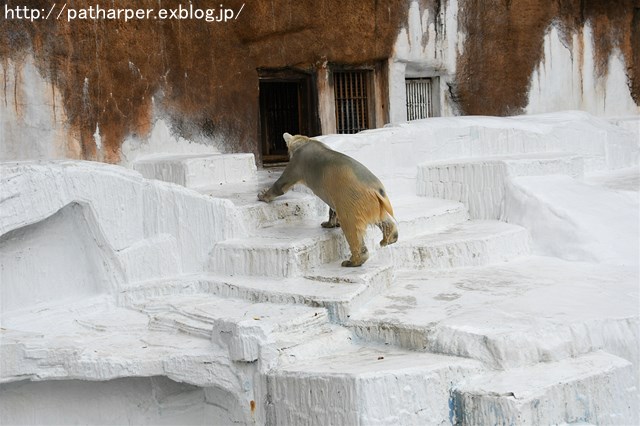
[
  {"xmin": 119, "ymin": 257, "xmax": 394, "ymax": 323},
  {"xmin": 393, "ymin": 195, "xmax": 470, "ymax": 237},
  {"xmin": 267, "ymin": 345, "xmax": 482, "ymax": 426},
  {"xmin": 417, "ymin": 152, "xmax": 586, "ymax": 219},
  {"xmin": 209, "ymin": 219, "xmax": 349, "ymax": 278},
  {"xmin": 135, "ymin": 294, "xmax": 330, "ymax": 364},
  {"xmin": 134, "ymin": 153, "xmax": 257, "ymax": 189},
  {"xmin": 209, "ymin": 197, "xmax": 469, "ymax": 278},
  {"xmin": 238, "ymin": 192, "xmax": 327, "ymax": 231},
  {"xmin": 388, "ymin": 220, "xmax": 530, "ymax": 270},
  {"xmin": 452, "ymin": 351, "xmax": 638, "ymax": 425},
  {"xmin": 0, "ymin": 298, "xmax": 234, "ymax": 387},
  {"xmin": 348, "ymin": 257, "xmax": 639, "ymax": 372}
]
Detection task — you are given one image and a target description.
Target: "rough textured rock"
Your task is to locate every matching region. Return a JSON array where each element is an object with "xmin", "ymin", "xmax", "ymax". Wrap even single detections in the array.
[
  {"xmin": 1, "ymin": 1, "xmax": 636, "ymax": 162},
  {"xmin": 455, "ymin": 0, "xmax": 639, "ymax": 115}
]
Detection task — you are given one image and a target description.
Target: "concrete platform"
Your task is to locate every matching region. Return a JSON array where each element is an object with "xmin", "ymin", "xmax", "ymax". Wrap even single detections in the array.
[
  {"xmin": 452, "ymin": 351, "xmax": 637, "ymax": 425},
  {"xmin": 119, "ymin": 257, "xmax": 394, "ymax": 323},
  {"xmin": 388, "ymin": 220, "xmax": 530, "ymax": 269},
  {"xmin": 133, "ymin": 153, "xmax": 257, "ymax": 188},
  {"xmin": 2, "ymin": 113, "xmax": 638, "ymax": 425},
  {"xmin": 348, "ymin": 256, "xmax": 639, "ymax": 371},
  {"xmin": 268, "ymin": 345, "xmax": 482, "ymax": 425},
  {"xmin": 417, "ymin": 152, "xmax": 587, "ymax": 219}
]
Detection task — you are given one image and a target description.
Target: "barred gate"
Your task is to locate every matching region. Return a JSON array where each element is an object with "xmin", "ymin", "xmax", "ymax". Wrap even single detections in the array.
[
  {"xmin": 334, "ymin": 70, "xmax": 371, "ymax": 134},
  {"xmin": 405, "ymin": 78, "xmax": 434, "ymax": 120}
]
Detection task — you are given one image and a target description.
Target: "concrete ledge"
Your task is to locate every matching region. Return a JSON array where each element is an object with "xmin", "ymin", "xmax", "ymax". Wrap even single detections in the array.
[
  {"xmin": 452, "ymin": 351, "xmax": 638, "ymax": 425},
  {"xmin": 120, "ymin": 257, "xmax": 394, "ymax": 323},
  {"xmin": 348, "ymin": 257, "xmax": 639, "ymax": 372},
  {"xmin": 417, "ymin": 153, "xmax": 585, "ymax": 219},
  {"xmin": 392, "ymin": 195, "xmax": 469, "ymax": 237},
  {"xmin": 134, "ymin": 153, "xmax": 257, "ymax": 188},
  {"xmin": 268, "ymin": 346, "xmax": 482, "ymax": 425},
  {"xmin": 136, "ymin": 294, "xmax": 330, "ymax": 365},
  {"xmin": 388, "ymin": 220, "xmax": 531, "ymax": 270},
  {"xmin": 210, "ymin": 220, "xmax": 349, "ymax": 278}
]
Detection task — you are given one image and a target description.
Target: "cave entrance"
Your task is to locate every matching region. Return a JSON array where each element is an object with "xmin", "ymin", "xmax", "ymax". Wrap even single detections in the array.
[{"xmin": 259, "ymin": 70, "xmax": 318, "ymax": 164}]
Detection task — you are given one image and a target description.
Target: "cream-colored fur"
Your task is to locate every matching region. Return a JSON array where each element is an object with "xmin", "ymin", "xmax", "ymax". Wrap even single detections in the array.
[{"xmin": 258, "ymin": 133, "xmax": 398, "ymax": 267}]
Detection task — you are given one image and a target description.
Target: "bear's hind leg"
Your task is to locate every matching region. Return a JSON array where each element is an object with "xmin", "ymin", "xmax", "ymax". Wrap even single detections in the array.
[
  {"xmin": 378, "ymin": 216, "xmax": 399, "ymax": 247},
  {"xmin": 340, "ymin": 222, "xmax": 368, "ymax": 267}
]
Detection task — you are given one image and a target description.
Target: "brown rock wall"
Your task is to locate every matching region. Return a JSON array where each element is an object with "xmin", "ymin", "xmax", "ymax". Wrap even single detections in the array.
[
  {"xmin": 1, "ymin": 0, "xmax": 637, "ymax": 162},
  {"xmin": 455, "ymin": 0, "xmax": 638, "ymax": 115},
  {"xmin": 0, "ymin": 0, "xmax": 406, "ymax": 163}
]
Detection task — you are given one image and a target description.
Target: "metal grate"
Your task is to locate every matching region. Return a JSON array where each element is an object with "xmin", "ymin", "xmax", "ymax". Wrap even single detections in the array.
[
  {"xmin": 406, "ymin": 78, "xmax": 433, "ymax": 120},
  {"xmin": 334, "ymin": 71, "xmax": 371, "ymax": 134},
  {"xmin": 259, "ymin": 81, "xmax": 301, "ymax": 157}
]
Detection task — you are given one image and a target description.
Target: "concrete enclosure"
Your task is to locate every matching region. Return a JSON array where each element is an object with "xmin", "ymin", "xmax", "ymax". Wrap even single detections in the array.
[{"xmin": 1, "ymin": 112, "xmax": 638, "ymax": 424}]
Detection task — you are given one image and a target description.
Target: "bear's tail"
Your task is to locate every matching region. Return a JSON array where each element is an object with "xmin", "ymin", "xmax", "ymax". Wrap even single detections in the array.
[{"xmin": 375, "ymin": 189, "xmax": 395, "ymax": 219}]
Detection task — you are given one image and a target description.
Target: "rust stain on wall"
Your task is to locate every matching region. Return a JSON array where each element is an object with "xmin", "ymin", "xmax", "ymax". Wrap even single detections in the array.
[
  {"xmin": 1, "ymin": 0, "xmax": 637, "ymax": 161},
  {"xmin": 0, "ymin": 0, "xmax": 407, "ymax": 163},
  {"xmin": 456, "ymin": 0, "xmax": 638, "ymax": 115}
]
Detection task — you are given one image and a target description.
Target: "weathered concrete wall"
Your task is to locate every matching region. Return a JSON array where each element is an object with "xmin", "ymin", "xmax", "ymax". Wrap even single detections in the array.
[
  {"xmin": 391, "ymin": 0, "xmax": 638, "ymax": 121},
  {"xmin": 0, "ymin": 0, "xmax": 406, "ymax": 163},
  {"xmin": 1, "ymin": 0, "xmax": 637, "ymax": 164},
  {"xmin": 454, "ymin": 0, "xmax": 638, "ymax": 116}
]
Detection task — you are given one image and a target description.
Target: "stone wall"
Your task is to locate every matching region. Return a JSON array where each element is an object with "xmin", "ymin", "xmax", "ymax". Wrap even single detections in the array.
[{"xmin": 1, "ymin": 0, "xmax": 637, "ymax": 164}]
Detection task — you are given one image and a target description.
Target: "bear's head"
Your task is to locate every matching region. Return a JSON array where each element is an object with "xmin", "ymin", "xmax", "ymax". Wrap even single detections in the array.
[{"xmin": 283, "ymin": 133, "xmax": 310, "ymax": 157}]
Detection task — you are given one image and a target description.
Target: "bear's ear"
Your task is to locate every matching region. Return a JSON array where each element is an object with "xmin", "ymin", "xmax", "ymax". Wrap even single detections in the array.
[
  {"xmin": 282, "ymin": 133, "xmax": 293, "ymax": 148},
  {"xmin": 283, "ymin": 133, "xmax": 293, "ymax": 147}
]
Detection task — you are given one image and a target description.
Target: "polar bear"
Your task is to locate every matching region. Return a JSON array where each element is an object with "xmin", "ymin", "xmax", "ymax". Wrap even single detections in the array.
[{"xmin": 258, "ymin": 133, "xmax": 398, "ymax": 267}]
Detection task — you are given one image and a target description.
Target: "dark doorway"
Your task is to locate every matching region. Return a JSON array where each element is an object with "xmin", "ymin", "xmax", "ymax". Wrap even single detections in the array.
[{"xmin": 259, "ymin": 71, "xmax": 318, "ymax": 163}]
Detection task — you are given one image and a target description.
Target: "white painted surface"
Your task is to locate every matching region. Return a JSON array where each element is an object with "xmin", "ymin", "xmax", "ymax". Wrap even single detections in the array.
[
  {"xmin": 120, "ymin": 118, "xmax": 220, "ymax": 167},
  {"xmin": 268, "ymin": 347, "xmax": 481, "ymax": 425},
  {"xmin": 417, "ymin": 153, "xmax": 585, "ymax": 219},
  {"xmin": 1, "ymin": 113, "xmax": 638, "ymax": 425},
  {"xmin": 0, "ymin": 203, "xmax": 119, "ymax": 312},
  {"xmin": 454, "ymin": 351, "xmax": 638, "ymax": 425},
  {"xmin": 0, "ymin": 56, "xmax": 79, "ymax": 161},
  {"xmin": 526, "ymin": 25, "xmax": 639, "ymax": 117},
  {"xmin": 504, "ymin": 172, "xmax": 639, "ymax": 265},
  {"xmin": 388, "ymin": 220, "xmax": 531, "ymax": 270},
  {"xmin": 0, "ymin": 377, "xmax": 209, "ymax": 426},
  {"xmin": 349, "ymin": 257, "xmax": 639, "ymax": 370},
  {"xmin": 318, "ymin": 111, "xmax": 638, "ymax": 197},
  {"xmin": 133, "ymin": 153, "xmax": 256, "ymax": 188}
]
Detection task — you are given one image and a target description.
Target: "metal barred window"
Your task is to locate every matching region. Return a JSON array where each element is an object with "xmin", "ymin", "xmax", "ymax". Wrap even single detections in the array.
[
  {"xmin": 406, "ymin": 78, "xmax": 433, "ymax": 120},
  {"xmin": 334, "ymin": 70, "xmax": 371, "ymax": 134}
]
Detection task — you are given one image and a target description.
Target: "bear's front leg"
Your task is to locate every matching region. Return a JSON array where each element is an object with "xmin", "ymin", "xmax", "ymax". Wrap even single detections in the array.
[
  {"xmin": 321, "ymin": 208, "xmax": 340, "ymax": 228},
  {"xmin": 258, "ymin": 166, "xmax": 299, "ymax": 203},
  {"xmin": 257, "ymin": 187, "xmax": 275, "ymax": 202}
]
